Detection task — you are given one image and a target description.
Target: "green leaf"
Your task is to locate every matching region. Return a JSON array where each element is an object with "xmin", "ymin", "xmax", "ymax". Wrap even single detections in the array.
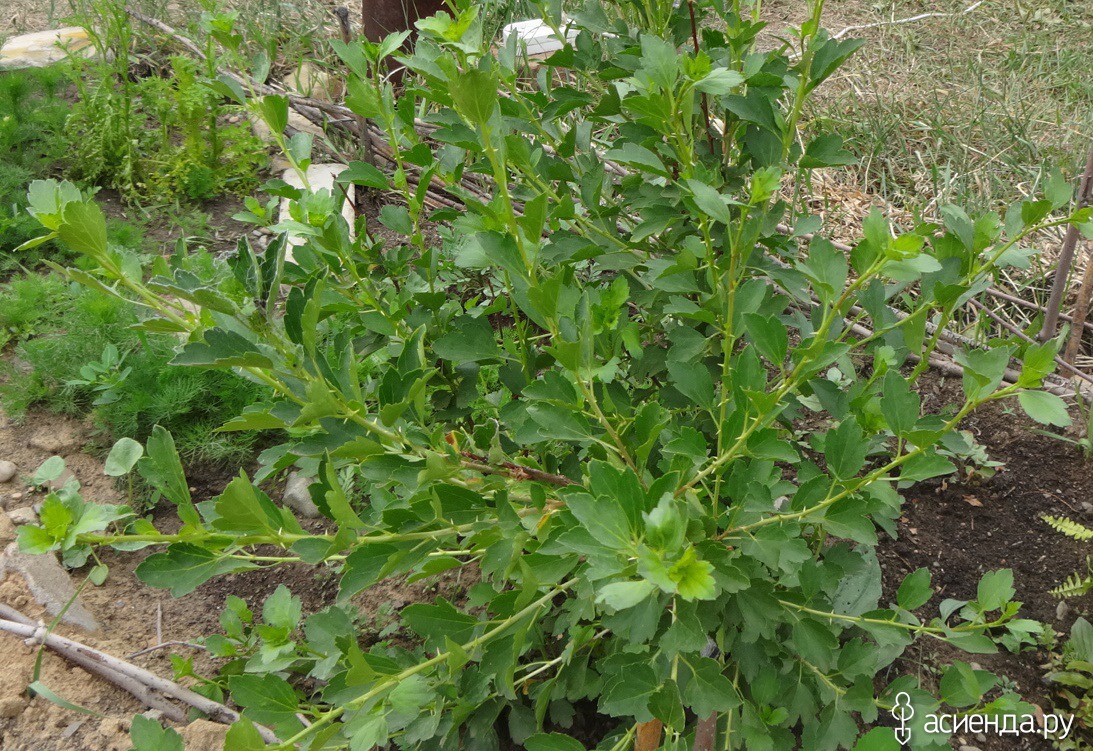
[
  {"xmin": 743, "ymin": 314, "xmax": 789, "ymax": 366},
  {"xmin": 896, "ymin": 568, "xmax": 932, "ymax": 610},
  {"xmin": 667, "ymin": 360, "xmax": 715, "ymax": 410},
  {"xmin": 450, "ymin": 68, "xmax": 498, "ymax": 125},
  {"xmin": 258, "ymin": 95, "xmax": 289, "ymax": 135},
  {"xmin": 262, "ymin": 584, "xmax": 302, "ymax": 631},
  {"xmin": 669, "ymin": 547, "xmax": 717, "ymax": 601},
  {"xmin": 223, "ymin": 718, "xmax": 268, "ymax": 751},
  {"xmin": 1017, "ymin": 390, "xmax": 1071, "ymax": 428},
  {"xmin": 338, "ymin": 161, "xmax": 389, "ymax": 189},
  {"xmin": 976, "ymin": 569, "xmax": 1015, "ymax": 612},
  {"xmin": 954, "ymin": 346, "xmax": 1013, "ymax": 401},
  {"xmin": 693, "ymin": 68, "xmax": 744, "ymax": 94},
  {"xmin": 596, "ymin": 580, "xmax": 655, "ymax": 610},
  {"xmin": 104, "ymin": 437, "xmax": 143, "ymax": 477},
  {"xmin": 229, "ymin": 674, "xmax": 300, "ymax": 725},
  {"xmin": 136, "ymin": 543, "xmax": 257, "ymax": 596},
  {"xmin": 686, "ymin": 180, "xmax": 734, "ymax": 225},
  {"xmin": 683, "ymin": 657, "xmax": 740, "ymax": 717},
  {"xmin": 939, "ymin": 661, "xmax": 996, "ymax": 708},
  {"xmin": 58, "ymin": 200, "xmax": 108, "ymax": 258},
  {"xmin": 129, "ymin": 714, "xmax": 184, "ymax": 751},
  {"xmin": 852, "ymin": 728, "xmax": 900, "ymax": 751},
  {"xmin": 880, "ymin": 371, "xmax": 920, "ymax": 437},
  {"xmin": 33, "ymin": 455, "xmax": 66, "ymax": 485},
  {"xmin": 401, "ymin": 599, "xmax": 478, "ymax": 648},
  {"xmin": 824, "ymin": 418, "xmax": 868, "ymax": 479},
  {"xmin": 88, "ymin": 564, "xmax": 109, "ymax": 586},
  {"xmin": 599, "ymin": 664, "xmax": 659, "ymax": 720},
  {"xmin": 525, "ymin": 733, "xmax": 586, "ymax": 751},
  {"xmin": 433, "ymin": 316, "xmax": 500, "ymax": 363},
  {"xmin": 800, "ymin": 134, "xmax": 856, "ymax": 169},
  {"xmin": 139, "ymin": 426, "xmax": 194, "ymax": 510},
  {"xmin": 566, "ymin": 491, "xmax": 633, "ymax": 550}
]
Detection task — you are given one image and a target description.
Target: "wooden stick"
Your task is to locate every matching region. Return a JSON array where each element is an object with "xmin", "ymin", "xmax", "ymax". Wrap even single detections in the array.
[
  {"xmin": 1041, "ymin": 144, "xmax": 1093, "ymax": 341},
  {"xmin": 0, "ymin": 617, "xmax": 279, "ymax": 743},
  {"xmin": 1064, "ymin": 237, "xmax": 1093, "ymax": 363},
  {"xmin": 969, "ymin": 298, "xmax": 1093, "ymax": 387}
]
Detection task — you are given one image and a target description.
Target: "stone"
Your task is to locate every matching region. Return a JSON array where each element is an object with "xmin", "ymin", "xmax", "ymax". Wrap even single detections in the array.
[
  {"xmin": 0, "ymin": 27, "xmax": 94, "ymax": 70},
  {"xmin": 0, "ymin": 540, "xmax": 99, "ymax": 631},
  {"xmin": 0, "ymin": 461, "xmax": 16, "ymax": 483},
  {"xmin": 29, "ymin": 424, "xmax": 80, "ymax": 454},
  {"xmin": 1057, "ymin": 599, "xmax": 1071, "ymax": 621},
  {"xmin": 6, "ymin": 507, "xmax": 36, "ymax": 526},
  {"xmin": 180, "ymin": 719, "xmax": 230, "ymax": 751},
  {"xmin": 282, "ymin": 472, "xmax": 320, "ymax": 519},
  {"xmin": 958, "ymin": 746, "xmax": 982, "ymax": 751}
]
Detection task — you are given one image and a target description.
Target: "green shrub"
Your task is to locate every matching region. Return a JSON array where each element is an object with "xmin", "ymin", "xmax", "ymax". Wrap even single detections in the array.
[{"xmin": 20, "ymin": 2, "xmax": 1092, "ymax": 750}]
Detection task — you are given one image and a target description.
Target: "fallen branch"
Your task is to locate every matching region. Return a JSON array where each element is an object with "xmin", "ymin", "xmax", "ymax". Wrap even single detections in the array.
[
  {"xmin": 0, "ymin": 615, "xmax": 279, "ymax": 744},
  {"xmin": 831, "ymin": 1, "xmax": 984, "ymax": 40}
]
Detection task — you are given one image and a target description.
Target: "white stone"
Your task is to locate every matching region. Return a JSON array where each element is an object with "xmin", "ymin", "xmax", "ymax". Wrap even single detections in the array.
[
  {"xmin": 0, "ymin": 461, "xmax": 15, "ymax": 483},
  {"xmin": 0, "ymin": 27, "xmax": 94, "ymax": 69}
]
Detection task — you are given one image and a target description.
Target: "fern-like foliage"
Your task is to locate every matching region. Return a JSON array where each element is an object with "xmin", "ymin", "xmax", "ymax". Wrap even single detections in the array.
[
  {"xmin": 1045, "ymin": 515, "xmax": 1093, "ymax": 599},
  {"xmin": 1044, "ymin": 515, "xmax": 1093, "ymax": 542},
  {"xmin": 1051, "ymin": 560, "xmax": 1093, "ymax": 598}
]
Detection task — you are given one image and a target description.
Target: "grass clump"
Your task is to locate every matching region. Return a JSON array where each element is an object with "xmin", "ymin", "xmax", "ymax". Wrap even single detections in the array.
[{"xmin": 0, "ymin": 67, "xmax": 72, "ymax": 268}]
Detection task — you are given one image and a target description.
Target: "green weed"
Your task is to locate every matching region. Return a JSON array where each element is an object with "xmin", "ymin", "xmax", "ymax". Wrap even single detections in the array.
[{"xmin": 0, "ymin": 268, "xmax": 268, "ymax": 464}]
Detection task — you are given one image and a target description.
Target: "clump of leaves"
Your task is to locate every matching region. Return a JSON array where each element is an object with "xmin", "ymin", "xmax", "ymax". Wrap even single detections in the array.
[
  {"xmin": 19, "ymin": 1, "xmax": 1092, "ymax": 749},
  {"xmin": 1044, "ymin": 617, "xmax": 1093, "ymax": 749}
]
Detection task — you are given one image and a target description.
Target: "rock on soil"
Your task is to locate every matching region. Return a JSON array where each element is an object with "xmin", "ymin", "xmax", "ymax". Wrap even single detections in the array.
[
  {"xmin": 282, "ymin": 471, "xmax": 320, "ymax": 518},
  {"xmin": 0, "ymin": 512, "xmax": 99, "ymax": 631},
  {"xmin": 6, "ymin": 508, "xmax": 35, "ymax": 526},
  {"xmin": 0, "ymin": 461, "xmax": 16, "ymax": 483},
  {"xmin": 0, "ymin": 27, "xmax": 93, "ymax": 69}
]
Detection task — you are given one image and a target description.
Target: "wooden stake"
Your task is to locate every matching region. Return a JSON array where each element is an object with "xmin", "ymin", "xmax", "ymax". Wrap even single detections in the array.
[{"xmin": 1040, "ymin": 144, "xmax": 1093, "ymax": 342}]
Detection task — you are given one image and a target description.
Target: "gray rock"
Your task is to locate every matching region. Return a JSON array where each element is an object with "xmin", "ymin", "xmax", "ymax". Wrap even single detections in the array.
[
  {"xmin": 1057, "ymin": 599, "xmax": 1071, "ymax": 621},
  {"xmin": 0, "ymin": 461, "xmax": 16, "ymax": 483},
  {"xmin": 283, "ymin": 472, "xmax": 320, "ymax": 518},
  {"xmin": 6, "ymin": 507, "xmax": 36, "ymax": 526},
  {"xmin": 958, "ymin": 746, "xmax": 982, "ymax": 751},
  {"xmin": 0, "ymin": 540, "xmax": 99, "ymax": 631}
]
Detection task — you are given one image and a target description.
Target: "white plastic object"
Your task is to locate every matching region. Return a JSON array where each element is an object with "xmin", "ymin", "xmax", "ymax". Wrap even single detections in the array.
[{"xmin": 501, "ymin": 18, "xmax": 578, "ymax": 56}]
